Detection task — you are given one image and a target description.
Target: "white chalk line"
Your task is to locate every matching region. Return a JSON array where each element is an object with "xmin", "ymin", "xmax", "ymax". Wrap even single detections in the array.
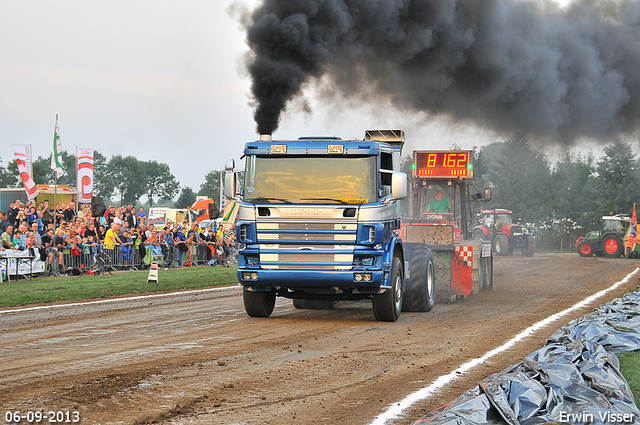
[
  {"xmin": 369, "ymin": 267, "xmax": 640, "ymax": 425},
  {"xmin": 0, "ymin": 284, "xmax": 241, "ymax": 314}
]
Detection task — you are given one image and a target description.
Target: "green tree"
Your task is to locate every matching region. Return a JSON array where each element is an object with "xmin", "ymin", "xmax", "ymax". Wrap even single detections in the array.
[
  {"xmin": 143, "ymin": 161, "xmax": 179, "ymax": 207},
  {"xmin": 595, "ymin": 139, "xmax": 640, "ymax": 217},
  {"xmin": 198, "ymin": 169, "xmax": 222, "ymax": 201},
  {"xmin": 93, "ymin": 151, "xmax": 114, "ymax": 200},
  {"xmin": 551, "ymin": 152, "xmax": 597, "ymax": 227},
  {"xmin": 1, "ymin": 158, "xmax": 18, "ymax": 187},
  {"xmin": 107, "ymin": 155, "xmax": 145, "ymax": 205},
  {"xmin": 57, "ymin": 151, "xmax": 78, "ymax": 186},
  {"xmin": 488, "ymin": 135, "xmax": 552, "ymax": 223},
  {"xmin": 175, "ymin": 186, "xmax": 196, "ymax": 208},
  {"xmin": 31, "ymin": 156, "xmax": 52, "ymax": 185},
  {"xmin": 548, "ymin": 152, "xmax": 598, "ymax": 250}
]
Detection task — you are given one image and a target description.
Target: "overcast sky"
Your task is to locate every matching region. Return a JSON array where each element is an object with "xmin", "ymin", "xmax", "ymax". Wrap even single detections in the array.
[{"xmin": 0, "ymin": 0, "xmax": 610, "ymax": 198}]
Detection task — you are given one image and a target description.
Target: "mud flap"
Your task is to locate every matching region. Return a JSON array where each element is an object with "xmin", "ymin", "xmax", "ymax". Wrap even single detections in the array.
[{"xmin": 452, "ymin": 246, "xmax": 473, "ymax": 296}]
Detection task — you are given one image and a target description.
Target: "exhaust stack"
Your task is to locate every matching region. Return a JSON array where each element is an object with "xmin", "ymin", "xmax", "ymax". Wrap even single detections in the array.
[{"xmin": 260, "ymin": 134, "xmax": 272, "ymax": 142}]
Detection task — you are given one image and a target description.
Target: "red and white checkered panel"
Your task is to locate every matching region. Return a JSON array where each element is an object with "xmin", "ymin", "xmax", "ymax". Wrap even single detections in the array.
[{"xmin": 455, "ymin": 245, "xmax": 473, "ymax": 267}]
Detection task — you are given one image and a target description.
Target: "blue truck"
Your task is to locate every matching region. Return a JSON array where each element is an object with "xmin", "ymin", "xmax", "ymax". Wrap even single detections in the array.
[{"xmin": 224, "ymin": 130, "xmax": 436, "ymax": 321}]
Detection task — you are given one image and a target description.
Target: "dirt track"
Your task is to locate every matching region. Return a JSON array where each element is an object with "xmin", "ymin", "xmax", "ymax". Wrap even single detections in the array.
[{"xmin": 1, "ymin": 253, "xmax": 639, "ymax": 425}]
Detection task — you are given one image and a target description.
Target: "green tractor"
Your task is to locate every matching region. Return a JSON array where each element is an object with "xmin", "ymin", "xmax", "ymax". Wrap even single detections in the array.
[{"xmin": 575, "ymin": 214, "xmax": 630, "ymax": 258}]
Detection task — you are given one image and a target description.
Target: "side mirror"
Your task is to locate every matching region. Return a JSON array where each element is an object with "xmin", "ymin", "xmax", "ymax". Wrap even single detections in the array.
[
  {"xmin": 391, "ymin": 171, "xmax": 408, "ymax": 200},
  {"xmin": 484, "ymin": 187, "xmax": 492, "ymax": 202},
  {"xmin": 224, "ymin": 158, "xmax": 235, "ymax": 172},
  {"xmin": 225, "ymin": 172, "xmax": 238, "ymax": 200}
]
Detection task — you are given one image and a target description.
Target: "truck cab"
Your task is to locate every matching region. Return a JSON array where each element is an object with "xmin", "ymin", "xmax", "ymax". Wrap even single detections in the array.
[{"xmin": 225, "ymin": 130, "xmax": 434, "ymax": 321}]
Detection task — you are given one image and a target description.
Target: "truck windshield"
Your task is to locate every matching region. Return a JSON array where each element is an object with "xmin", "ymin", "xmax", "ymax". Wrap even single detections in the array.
[{"xmin": 244, "ymin": 156, "xmax": 377, "ymax": 205}]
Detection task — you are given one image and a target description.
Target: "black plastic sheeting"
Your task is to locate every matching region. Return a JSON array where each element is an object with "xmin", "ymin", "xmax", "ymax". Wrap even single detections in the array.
[{"xmin": 414, "ymin": 288, "xmax": 640, "ymax": 425}]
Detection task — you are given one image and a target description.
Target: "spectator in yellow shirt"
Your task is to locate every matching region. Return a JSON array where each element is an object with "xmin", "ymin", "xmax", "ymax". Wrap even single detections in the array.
[{"xmin": 104, "ymin": 223, "xmax": 122, "ymax": 250}]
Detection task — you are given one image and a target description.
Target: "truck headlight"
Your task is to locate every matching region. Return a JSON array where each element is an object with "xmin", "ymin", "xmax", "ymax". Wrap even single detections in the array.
[
  {"xmin": 242, "ymin": 272, "xmax": 258, "ymax": 280},
  {"xmin": 354, "ymin": 273, "xmax": 373, "ymax": 282}
]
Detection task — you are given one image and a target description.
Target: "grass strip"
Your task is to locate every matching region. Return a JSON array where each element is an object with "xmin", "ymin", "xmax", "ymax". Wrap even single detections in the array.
[
  {"xmin": 0, "ymin": 266, "xmax": 238, "ymax": 308},
  {"xmin": 618, "ymin": 350, "xmax": 640, "ymax": 404}
]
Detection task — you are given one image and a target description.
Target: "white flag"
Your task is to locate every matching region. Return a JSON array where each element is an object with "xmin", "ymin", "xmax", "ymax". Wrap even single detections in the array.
[{"xmin": 51, "ymin": 114, "xmax": 64, "ymax": 178}]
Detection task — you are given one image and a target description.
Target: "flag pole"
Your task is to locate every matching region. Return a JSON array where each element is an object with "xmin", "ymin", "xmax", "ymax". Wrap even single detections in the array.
[{"xmin": 54, "ymin": 114, "xmax": 58, "ymax": 228}]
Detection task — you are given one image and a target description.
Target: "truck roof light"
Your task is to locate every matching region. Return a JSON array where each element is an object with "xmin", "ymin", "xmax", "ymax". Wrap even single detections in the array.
[
  {"xmin": 271, "ymin": 145, "xmax": 287, "ymax": 154},
  {"xmin": 328, "ymin": 144, "xmax": 344, "ymax": 154}
]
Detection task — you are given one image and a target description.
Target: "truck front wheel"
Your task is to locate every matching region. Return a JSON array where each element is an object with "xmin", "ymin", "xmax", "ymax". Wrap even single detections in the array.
[
  {"xmin": 243, "ymin": 287, "xmax": 276, "ymax": 317},
  {"xmin": 373, "ymin": 257, "xmax": 403, "ymax": 322}
]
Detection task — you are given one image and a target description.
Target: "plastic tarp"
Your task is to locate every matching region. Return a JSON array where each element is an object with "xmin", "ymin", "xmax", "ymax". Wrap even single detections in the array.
[{"xmin": 415, "ymin": 288, "xmax": 640, "ymax": 425}]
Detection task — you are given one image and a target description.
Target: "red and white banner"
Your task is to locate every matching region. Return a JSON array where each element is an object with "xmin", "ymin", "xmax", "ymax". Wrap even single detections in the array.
[
  {"xmin": 12, "ymin": 144, "xmax": 40, "ymax": 201},
  {"xmin": 76, "ymin": 147, "xmax": 94, "ymax": 203}
]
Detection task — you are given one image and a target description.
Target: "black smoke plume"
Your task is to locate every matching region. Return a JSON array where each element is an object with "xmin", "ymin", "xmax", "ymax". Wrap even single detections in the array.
[{"xmin": 244, "ymin": 0, "xmax": 640, "ymax": 142}]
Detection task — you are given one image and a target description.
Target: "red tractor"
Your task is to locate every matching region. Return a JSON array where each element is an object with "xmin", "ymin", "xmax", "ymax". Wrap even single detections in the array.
[{"xmin": 473, "ymin": 209, "xmax": 536, "ymax": 256}]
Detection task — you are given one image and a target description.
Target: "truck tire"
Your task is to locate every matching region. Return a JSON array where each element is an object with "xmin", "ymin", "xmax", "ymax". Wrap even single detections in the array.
[
  {"xmin": 486, "ymin": 255, "xmax": 494, "ymax": 290},
  {"xmin": 373, "ymin": 256, "xmax": 403, "ymax": 322},
  {"xmin": 293, "ymin": 299, "xmax": 335, "ymax": 310},
  {"xmin": 521, "ymin": 235, "xmax": 536, "ymax": 257},
  {"xmin": 577, "ymin": 240, "xmax": 594, "ymax": 257},
  {"xmin": 243, "ymin": 287, "xmax": 276, "ymax": 317},
  {"xmin": 402, "ymin": 247, "xmax": 435, "ymax": 312},
  {"xmin": 602, "ymin": 234, "xmax": 623, "ymax": 258},
  {"xmin": 480, "ymin": 255, "xmax": 494, "ymax": 290},
  {"xmin": 493, "ymin": 234, "xmax": 509, "ymax": 256}
]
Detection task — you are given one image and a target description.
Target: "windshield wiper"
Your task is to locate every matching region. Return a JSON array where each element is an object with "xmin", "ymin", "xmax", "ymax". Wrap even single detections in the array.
[
  {"xmin": 247, "ymin": 197, "xmax": 292, "ymax": 204},
  {"xmin": 301, "ymin": 198, "xmax": 349, "ymax": 205}
]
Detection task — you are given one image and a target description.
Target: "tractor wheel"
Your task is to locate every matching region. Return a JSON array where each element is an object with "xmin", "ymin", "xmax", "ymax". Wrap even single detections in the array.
[
  {"xmin": 602, "ymin": 234, "xmax": 623, "ymax": 258},
  {"xmin": 577, "ymin": 240, "xmax": 594, "ymax": 257},
  {"xmin": 493, "ymin": 234, "xmax": 510, "ymax": 256},
  {"xmin": 521, "ymin": 235, "xmax": 536, "ymax": 257},
  {"xmin": 472, "ymin": 229, "xmax": 486, "ymax": 241}
]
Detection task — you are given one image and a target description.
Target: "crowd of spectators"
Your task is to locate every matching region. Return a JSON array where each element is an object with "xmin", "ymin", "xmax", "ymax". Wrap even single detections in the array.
[{"xmin": 0, "ymin": 199, "xmax": 236, "ymax": 276}]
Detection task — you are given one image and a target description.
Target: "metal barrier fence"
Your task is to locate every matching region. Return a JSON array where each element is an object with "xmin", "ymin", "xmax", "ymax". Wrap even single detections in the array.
[{"xmin": 47, "ymin": 242, "xmax": 238, "ymax": 274}]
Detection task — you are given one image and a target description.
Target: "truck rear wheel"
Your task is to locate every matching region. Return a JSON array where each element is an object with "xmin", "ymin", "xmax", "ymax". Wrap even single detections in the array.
[
  {"xmin": 293, "ymin": 299, "xmax": 335, "ymax": 310},
  {"xmin": 602, "ymin": 234, "xmax": 623, "ymax": 258},
  {"xmin": 243, "ymin": 287, "xmax": 276, "ymax": 317},
  {"xmin": 402, "ymin": 248, "xmax": 435, "ymax": 312},
  {"xmin": 373, "ymin": 257, "xmax": 403, "ymax": 322}
]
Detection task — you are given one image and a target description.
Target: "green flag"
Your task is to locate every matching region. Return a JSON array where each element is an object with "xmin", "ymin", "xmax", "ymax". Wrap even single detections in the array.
[{"xmin": 51, "ymin": 114, "xmax": 64, "ymax": 178}]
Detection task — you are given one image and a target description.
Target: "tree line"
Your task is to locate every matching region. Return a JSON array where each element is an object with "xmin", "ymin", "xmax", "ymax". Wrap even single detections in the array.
[
  {"xmin": 470, "ymin": 136, "xmax": 640, "ymax": 251},
  {"xmin": 0, "ymin": 151, "xmax": 222, "ymax": 208},
  {"xmin": 3, "ymin": 136, "xmax": 639, "ymax": 250}
]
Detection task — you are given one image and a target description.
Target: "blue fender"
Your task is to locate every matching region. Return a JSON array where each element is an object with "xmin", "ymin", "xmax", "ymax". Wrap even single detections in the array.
[{"xmin": 381, "ymin": 236, "xmax": 404, "ymax": 288}]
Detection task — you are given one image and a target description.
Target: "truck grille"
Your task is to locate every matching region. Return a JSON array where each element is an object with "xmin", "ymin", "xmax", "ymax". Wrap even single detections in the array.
[
  {"xmin": 256, "ymin": 220, "xmax": 356, "ymax": 270},
  {"xmin": 278, "ymin": 223, "xmax": 336, "ymax": 231}
]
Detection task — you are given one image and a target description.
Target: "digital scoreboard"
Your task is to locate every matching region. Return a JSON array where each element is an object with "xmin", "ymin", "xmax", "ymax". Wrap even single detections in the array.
[{"xmin": 413, "ymin": 150, "xmax": 473, "ymax": 178}]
